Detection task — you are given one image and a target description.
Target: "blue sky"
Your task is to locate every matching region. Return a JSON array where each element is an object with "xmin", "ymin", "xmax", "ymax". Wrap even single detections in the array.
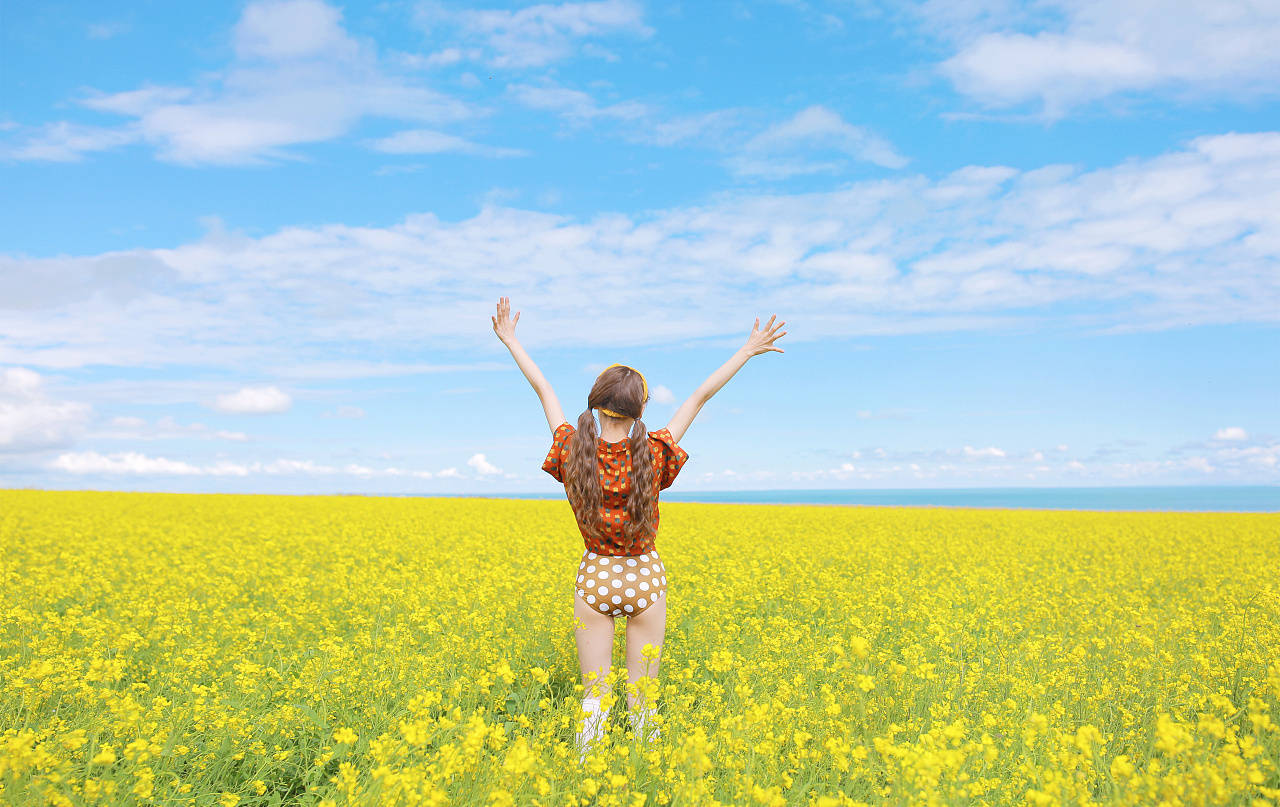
[{"xmin": 2, "ymin": 0, "xmax": 1279, "ymax": 493}]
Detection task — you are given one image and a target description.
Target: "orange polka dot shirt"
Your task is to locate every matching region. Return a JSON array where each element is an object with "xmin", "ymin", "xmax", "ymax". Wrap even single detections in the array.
[{"xmin": 541, "ymin": 421, "xmax": 690, "ymax": 556}]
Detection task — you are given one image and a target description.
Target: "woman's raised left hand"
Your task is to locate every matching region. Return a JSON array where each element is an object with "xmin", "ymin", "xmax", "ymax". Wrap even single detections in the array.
[{"xmin": 492, "ymin": 296, "xmax": 520, "ymax": 344}]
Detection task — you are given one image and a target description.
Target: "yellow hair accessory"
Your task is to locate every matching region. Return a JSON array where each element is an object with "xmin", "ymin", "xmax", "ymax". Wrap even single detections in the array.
[{"xmin": 596, "ymin": 363, "xmax": 647, "ymax": 419}]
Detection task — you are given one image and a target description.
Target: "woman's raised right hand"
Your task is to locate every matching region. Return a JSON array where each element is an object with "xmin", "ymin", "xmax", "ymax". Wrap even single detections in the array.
[{"xmin": 743, "ymin": 315, "xmax": 787, "ymax": 357}]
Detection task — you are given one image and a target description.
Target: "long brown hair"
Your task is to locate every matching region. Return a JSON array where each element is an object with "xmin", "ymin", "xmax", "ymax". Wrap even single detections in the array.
[{"xmin": 565, "ymin": 365, "xmax": 657, "ymax": 553}]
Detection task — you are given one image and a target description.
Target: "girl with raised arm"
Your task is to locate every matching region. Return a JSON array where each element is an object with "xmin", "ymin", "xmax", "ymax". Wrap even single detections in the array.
[{"xmin": 491, "ymin": 296, "xmax": 787, "ymax": 762}]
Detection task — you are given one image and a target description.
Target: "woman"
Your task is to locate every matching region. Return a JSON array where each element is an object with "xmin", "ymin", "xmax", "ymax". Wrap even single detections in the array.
[{"xmin": 491, "ymin": 296, "xmax": 787, "ymax": 761}]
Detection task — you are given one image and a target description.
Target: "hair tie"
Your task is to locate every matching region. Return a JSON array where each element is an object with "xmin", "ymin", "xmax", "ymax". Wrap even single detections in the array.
[{"xmin": 596, "ymin": 363, "xmax": 647, "ymax": 419}]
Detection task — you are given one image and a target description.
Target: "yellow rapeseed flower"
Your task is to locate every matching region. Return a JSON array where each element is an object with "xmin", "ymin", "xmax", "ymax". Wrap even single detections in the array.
[
  {"xmin": 333, "ymin": 727, "xmax": 358, "ymax": 745},
  {"xmin": 1, "ymin": 491, "xmax": 1276, "ymax": 807}
]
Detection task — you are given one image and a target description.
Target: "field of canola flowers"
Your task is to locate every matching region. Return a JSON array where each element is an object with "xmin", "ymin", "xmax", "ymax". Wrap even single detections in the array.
[{"xmin": 2, "ymin": 489, "xmax": 1279, "ymax": 807}]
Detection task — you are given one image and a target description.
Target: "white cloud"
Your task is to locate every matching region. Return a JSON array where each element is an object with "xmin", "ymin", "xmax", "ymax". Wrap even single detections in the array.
[
  {"xmin": 3, "ymin": 121, "xmax": 142, "ymax": 162},
  {"xmin": 345, "ymin": 463, "xmax": 438, "ymax": 478},
  {"xmin": 467, "ymin": 452, "xmax": 502, "ymax": 475},
  {"xmin": 651, "ymin": 384, "xmax": 675, "ymax": 405},
  {"xmin": 855, "ymin": 408, "xmax": 915, "ymax": 421},
  {"xmin": 0, "ymin": 367, "xmax": 92, "ymax": 453},
  {"xmin": 1216, "ymin": 442, "xmax": 1280, "ymax": 470},
  {"xmin": 699, "ymin": 468, "xmax": 776, "ymax": 482},
  {"xmin": 928, "ymin": 0, "xmax": 1280, "ymax": 119},
  {"xmin": 941, "ymin": 33, "xmax": 1157, "ymax": 119},
  {"xmin": 506, "ymin": 82, "xmax": 648, "ymax": 123},
  {"xmin": 502, "ymin": 81, "xmax": 748, "ymax": 152},
  {"xmin": 366, "ymin": 129, "xmax": 528, "ymax": 157},
  {"xmin": 1184, "ymin": 456, "xmax": 1215, "ymax": 474},
  {"xmin": 87, "ymin": 20, "xmax": 131, "ymax": 40},
  {"xmin": 91, "ymin": 415, "xmax": 249, "ymax": 442},
  {"xmin": 331, "ymin": 405, "xmax": 366, "ymax": 419},
  {"xmin": 392, "ymin": 47, "xmax": 482, "ymax": 69},
  {"xmin": 214, "ymin": 386, "xmax": 292, "ymax": 414},
  {"xmin": 726, "ymin": 105, "xmax": 909, "ymax": 178},
  {"xmin": 51, "ymin": 451, "xmax": 204, "ymax": 475},
  {"xmin": 580, "ymin": 43, "xmax": 620, "ymax": 62},
  {"xmin": 4, "ymin": 132, "xmax": 1280, "ymax": 372},
  {"xmin": 270, "ymin": 360, "xmax": 508, "ymax": 380},
  {"xmin": 233, "ymin": 0, "xmax": 356, "ymax": 61},
  {"xmin": 963, "ymin": 445, "xmax": 1006, "ymax": 458},
  {"xmin": 261, "ymin": 458, "xmax": 331, "ymax": 474},
  {"xmin": 621, "ymin": 107, "xmax": 751, "ymax": 148},
  {"xmin": 788, "ymin": 430, "xmax": 1280, "ymax": 484},
  {"xmin": 417, "ymin": 0, "xmax": 652, "ymax": 68},
  {"xmin": 1170, "ymin": 431, "xmax": 1280, "ymax": 475},
  {"xmin": 0, "ymin": 249, "xmax": 177, "ymax": 311},
  {"xmin": 48, "ymin": 451, "xmax": 449, "ymax": 478},
  {"xmin": 6, "ymin": 0, "xmax": 475, "ymax": 165}
]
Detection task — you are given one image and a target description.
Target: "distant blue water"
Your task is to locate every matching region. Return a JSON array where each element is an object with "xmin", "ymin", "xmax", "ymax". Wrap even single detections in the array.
[{"xmin": 425, "ymin": 486, "xmax": 1280, "ymax": 512}]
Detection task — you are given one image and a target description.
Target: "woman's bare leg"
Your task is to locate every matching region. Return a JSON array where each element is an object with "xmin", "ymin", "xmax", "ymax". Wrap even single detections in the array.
[
  {"xmin": 624, "ymin": 593, "xmax": 666, "ymax": 712},
  {"xmin": 574, "ymin": 593, "xmax": 615, "ymax": 698}
]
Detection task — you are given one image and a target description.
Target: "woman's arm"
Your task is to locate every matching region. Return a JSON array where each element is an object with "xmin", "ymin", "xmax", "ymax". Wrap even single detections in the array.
[
  {"xmin": 665, "ymin": 315, "xmax": 786, "ymax": 445},
  {"xmin": 492, "ymin": 296, "xmax": 567, "ymax": 433}
]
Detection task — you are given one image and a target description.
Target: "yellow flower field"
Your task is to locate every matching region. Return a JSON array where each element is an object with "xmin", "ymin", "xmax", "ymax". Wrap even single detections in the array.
[{"xmin": 2, "ymin": 489, "xmax": 1278, "ymax": 806}]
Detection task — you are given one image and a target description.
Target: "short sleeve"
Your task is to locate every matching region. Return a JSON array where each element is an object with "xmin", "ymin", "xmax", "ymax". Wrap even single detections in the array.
[
  {"xmin": 647, "ymin": 427, "xmax": 690, "ymax": 491},
  {"xmin": 541, "ymin": 422, "xmax": 575, "ymax": 483}
]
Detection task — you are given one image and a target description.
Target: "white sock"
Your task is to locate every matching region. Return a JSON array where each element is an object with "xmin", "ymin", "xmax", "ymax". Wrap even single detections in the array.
[
  {"xmin": 629, "ymin": 703, "xmax": 660, "ymax": 743},
  {"xmin": 576, "ymin": 696, "xmax": 611, "ymax": 761}
]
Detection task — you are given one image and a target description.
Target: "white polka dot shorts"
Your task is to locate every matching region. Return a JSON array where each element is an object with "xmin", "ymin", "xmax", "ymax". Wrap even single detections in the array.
[{"xmin": 574, "ymin": 549, "xmax": 668, "ymax": 618}]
